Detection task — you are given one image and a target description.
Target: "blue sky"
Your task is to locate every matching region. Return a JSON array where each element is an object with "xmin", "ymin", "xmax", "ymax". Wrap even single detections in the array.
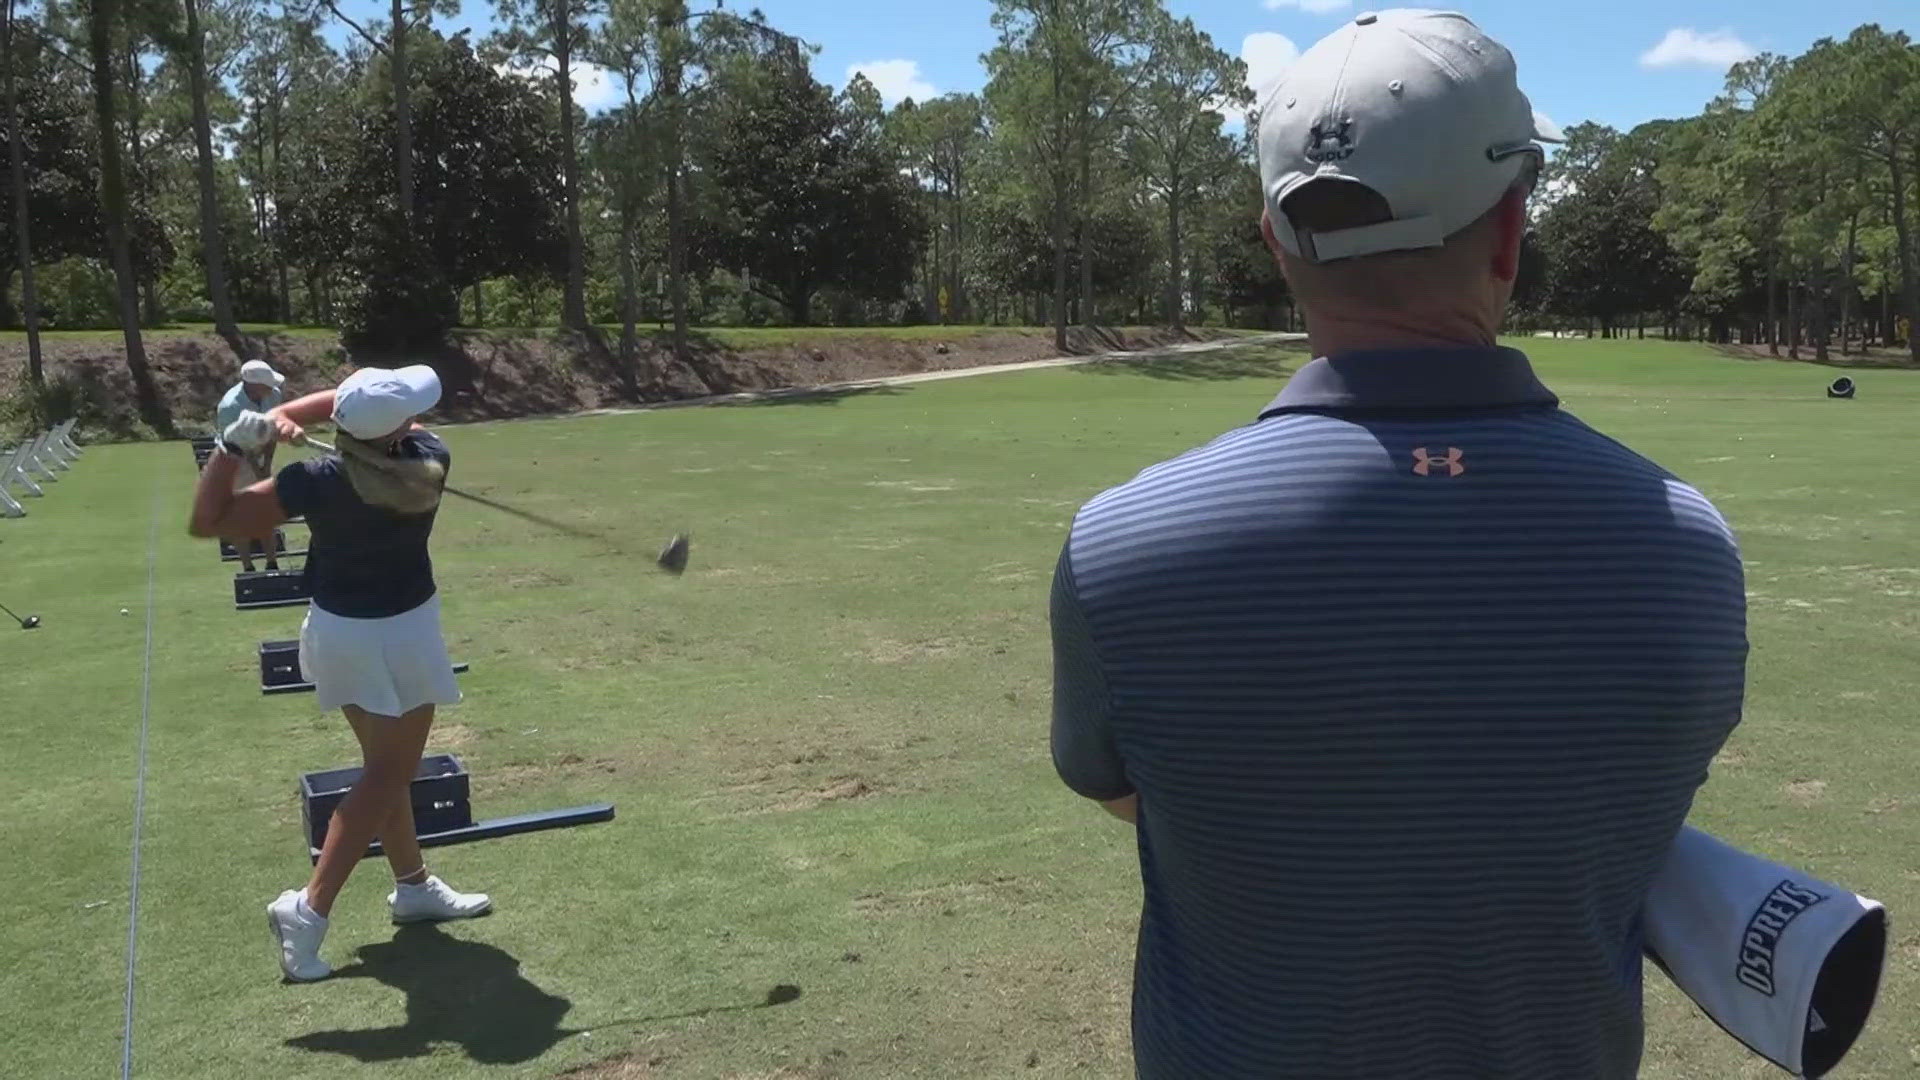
[{"xmin": 340, "ymin": 0, "xmax": 1918, "ymax": 133}]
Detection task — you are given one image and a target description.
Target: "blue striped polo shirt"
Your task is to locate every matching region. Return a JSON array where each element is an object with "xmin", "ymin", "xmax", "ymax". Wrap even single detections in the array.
[{"xmin": 1051, "ymin": 347, "xmax": 1747, "ymax": 1079}]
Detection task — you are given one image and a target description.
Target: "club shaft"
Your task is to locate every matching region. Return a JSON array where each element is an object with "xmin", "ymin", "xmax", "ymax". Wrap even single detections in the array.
[{"xmin": 298, "ymin": 436, "xmax": 612, "ymax": 545}]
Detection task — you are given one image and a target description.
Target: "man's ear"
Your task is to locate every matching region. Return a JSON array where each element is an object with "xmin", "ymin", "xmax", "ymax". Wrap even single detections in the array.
[
  {"xmin": 1261, "ymin": 208, "xmax": 1283, "ymax": 259},
  {"xmin": 1262, "ymin": 209, "xmax": 1297, "ymax": 288},
  {"xmin": 1491, "ymin": 186, "xmax": 1528, "ymax": 284}
]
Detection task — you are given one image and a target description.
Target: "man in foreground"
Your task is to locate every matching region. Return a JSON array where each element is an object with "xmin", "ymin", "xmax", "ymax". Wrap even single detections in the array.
[
  {"xmin": 215, "ymin": 359, "xmax": 288, "ymax": 572},
  {"xmin": 1050, "ymin": 10, "xmax": 1748, "ymax": 1078}
]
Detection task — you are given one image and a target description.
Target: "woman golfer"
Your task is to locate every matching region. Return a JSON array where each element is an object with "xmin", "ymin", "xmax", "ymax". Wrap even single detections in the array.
[{"xmin": 189, "ymin": 364, "xmax": 490, "ymax": 982}]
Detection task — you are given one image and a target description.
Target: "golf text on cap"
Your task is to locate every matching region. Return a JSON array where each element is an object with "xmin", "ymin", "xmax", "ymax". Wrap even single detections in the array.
[
  {"xmin": 1736, "ymin": 880, "xmax": 1828, "ymax": 996},
  {"xmin": 1304, "ymin": 121, "xmax": 1354, "ymax": 164}
]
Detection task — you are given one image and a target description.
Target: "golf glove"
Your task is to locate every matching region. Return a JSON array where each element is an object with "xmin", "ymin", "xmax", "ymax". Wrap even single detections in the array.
[{"xmin": 220, "ymin": 410, "xmax": 275, "ymax": 456}]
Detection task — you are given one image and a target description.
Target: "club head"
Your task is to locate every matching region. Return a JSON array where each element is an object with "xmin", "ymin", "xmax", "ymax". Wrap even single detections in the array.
[{"xmin": 21, "ymin": 615, "xmax": 39, "ymax": 629}]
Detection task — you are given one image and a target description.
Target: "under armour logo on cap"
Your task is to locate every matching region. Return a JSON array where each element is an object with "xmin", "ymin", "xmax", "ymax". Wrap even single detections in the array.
[
  {"xmin": 1411, "ymin": 447, "xmax": 1464, "ymax": 477},
  {"xmin": 1304, "ymin": 120, "xmax": 1354, "ymax": 164}
]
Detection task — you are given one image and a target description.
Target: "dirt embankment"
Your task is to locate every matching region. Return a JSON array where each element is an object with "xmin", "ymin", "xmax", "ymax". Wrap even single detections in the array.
[{"xmin": 0, "ymin": 324, "xmax": 1237, "ymax": 440}]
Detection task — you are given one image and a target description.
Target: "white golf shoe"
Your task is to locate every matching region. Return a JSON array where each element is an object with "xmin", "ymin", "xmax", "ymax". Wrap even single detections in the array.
[
  {"xmin": 388, "ymin": 875, "xmax": 492, "ymax": 924},
  {"xmin": 266, "ymin": 889, "xmax": 332, "ymax": 982}
]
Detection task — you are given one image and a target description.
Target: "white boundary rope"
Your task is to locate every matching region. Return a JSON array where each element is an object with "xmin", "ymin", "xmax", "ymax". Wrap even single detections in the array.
[{"xmin": 120, "ymin": 488, "xmax": 160, "ymax": 1080}]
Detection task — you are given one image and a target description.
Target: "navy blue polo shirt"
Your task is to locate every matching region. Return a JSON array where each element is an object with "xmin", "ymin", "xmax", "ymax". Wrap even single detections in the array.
[
  {"xmin": 274, "ymin": 430, "xmax": 451, "ymax": 619},
  {"xmin": 1051, "ymin": 347, "xmax": 1747, "ymax": 1079}
]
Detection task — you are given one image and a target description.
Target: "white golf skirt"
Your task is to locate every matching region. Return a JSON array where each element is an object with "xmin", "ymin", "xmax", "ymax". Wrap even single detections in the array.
[{"xmin": 298, "ymin": 594, "xmax": 463, "ymax": 717}]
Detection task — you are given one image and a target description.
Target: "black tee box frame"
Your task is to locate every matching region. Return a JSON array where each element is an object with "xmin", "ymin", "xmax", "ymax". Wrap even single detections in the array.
[
  {"xmin": 301, "ymin": 753, "xmax": 473, "ymax": 852},
  {"xmin": 234, "ymin": 569, "xmax": 311, "ymax": 610},
  {"xmin": 220, "ymin": 529, "xmax": 307, "ymax": 562},
  {"xmin": 298, "ymin": 752, "xmax": 615, "ymax": 862},
  {"xmin": 259, "ymin": 638, "xmax": 469, "ymax": 695}
]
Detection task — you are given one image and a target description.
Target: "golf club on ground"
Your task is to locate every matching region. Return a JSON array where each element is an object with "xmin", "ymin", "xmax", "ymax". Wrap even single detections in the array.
[
  {"xmin": 294, "ymin": 434, "xmax": 692, "ymax": 575},
  {"xmin": 1, "ymin": 600, "xmax": 40, "ymax": 629}
]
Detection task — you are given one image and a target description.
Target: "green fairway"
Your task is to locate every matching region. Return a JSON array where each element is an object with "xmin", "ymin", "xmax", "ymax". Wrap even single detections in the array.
[{"xmin": 3, "ymin": 337, "xmax": 1915, "ymax": 1079}]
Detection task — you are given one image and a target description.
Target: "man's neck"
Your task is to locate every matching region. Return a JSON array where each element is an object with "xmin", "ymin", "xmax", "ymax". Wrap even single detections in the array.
[{"xmin": 1303, "ymin": 309, "xmax": 1498, "ymax": 357}]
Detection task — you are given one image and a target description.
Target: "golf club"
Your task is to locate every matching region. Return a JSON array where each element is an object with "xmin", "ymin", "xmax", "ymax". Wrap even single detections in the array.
[
  {"xmin": 1, "ymin": 599, "xmax": 40, "ymax": 629},
  {"xmin": 295, "ymin": 434, "xmax": 691, "ymax": 575}
]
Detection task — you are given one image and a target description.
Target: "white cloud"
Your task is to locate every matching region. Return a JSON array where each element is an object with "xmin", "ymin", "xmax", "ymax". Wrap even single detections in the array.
[
  {"xmin": 846, "ymin": 59, "xmax": 937, "ymax": 106},
  {"xmin": 1640, "ymin": 28, "xmax": 1757, "ymax": 70},
  {"xmin": 1215, "ymin": 32, "xmax": 1300, "ymax": 125},
  {"xmin": 495, "ymin": 59, "xmax": 625, "ymax": 114},
  {"xmin": 1240, "ymin": 31, "xmax": 1301, "ymax": 109},
  {"xmin": 570, "ymin": 63, "xmax": 622, "ymax": 112},
  {"xmin": 1262, "ymin": 0, "xmax": 1351, "ymax": 13}
]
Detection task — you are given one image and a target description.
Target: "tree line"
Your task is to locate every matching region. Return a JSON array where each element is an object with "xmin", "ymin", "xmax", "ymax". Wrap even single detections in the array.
[
  {"xmin": 6, "ymin": 0, "xmax": 1910, "ymax": 432},
  {"xmin": 1523, "ymin": 25, "xmax": 1919, "ymax": 364},
  {"xmin": 3, "ymin": 0, "xmax": 1290, "ymax": 428}
]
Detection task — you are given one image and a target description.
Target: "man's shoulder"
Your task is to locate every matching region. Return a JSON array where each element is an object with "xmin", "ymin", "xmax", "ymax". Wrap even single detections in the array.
[
  {"xmin": 1084, "ymin": 415, "xmax": 1332, "ymax": 501},
  {"xmin": 1067, "ymin": 409, "xmax": 1739, "ymax": 560},
  {"xmin": 1543, "ymin": 413, "xmax": 1736, "ymax": 534},
  {"xmin": 1070, "ymin": 409, "xmax": 1416, "ymax": 539}
]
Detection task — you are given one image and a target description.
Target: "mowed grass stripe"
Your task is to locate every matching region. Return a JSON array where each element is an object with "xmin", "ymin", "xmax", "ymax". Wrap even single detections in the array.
[{"xmin": 0, "ymin": 447, "xmax": 171, "ymax": 1079}]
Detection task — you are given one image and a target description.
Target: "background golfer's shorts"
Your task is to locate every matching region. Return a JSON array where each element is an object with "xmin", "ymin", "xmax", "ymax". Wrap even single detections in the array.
[{"xmin": 298, "ymin": 594, "xmax": 462, "ymax": 716}]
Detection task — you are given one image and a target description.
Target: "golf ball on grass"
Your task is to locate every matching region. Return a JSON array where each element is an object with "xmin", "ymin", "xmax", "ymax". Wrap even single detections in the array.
[{"xmin": 120, "ymin": 608, "xmax": 129, "ymax": 616}]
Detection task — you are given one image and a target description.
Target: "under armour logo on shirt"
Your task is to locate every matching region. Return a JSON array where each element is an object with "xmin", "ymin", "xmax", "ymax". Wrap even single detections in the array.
[{"xmin": 1412, "ymin": 447, "xmax": 1465, "ymax": 477}]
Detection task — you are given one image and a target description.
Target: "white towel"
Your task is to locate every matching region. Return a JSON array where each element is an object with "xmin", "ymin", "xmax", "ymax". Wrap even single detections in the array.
[{"xmin": 1645, "ymin": 827, "xmax": 1887, "ymax": 1078}]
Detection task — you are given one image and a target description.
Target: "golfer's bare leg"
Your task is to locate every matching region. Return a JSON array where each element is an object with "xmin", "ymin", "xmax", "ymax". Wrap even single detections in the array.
[
  {"xmin": 229, "ymin": 534, "xmax": 256, "ymax": 573},
  {"xmin": 258, "ymin": 449, "xmax": 278, "ymax": 570},
  {"xmin": 378, "ymin": 790, "xmax": 428, "ymax": 883},
  {"xmin": 304, "ymin": 703, "xmax": 434, "ymax": 917},
  {"xmin": 346, "ymin": 706, "xmax": 431, "ymax": 884}
]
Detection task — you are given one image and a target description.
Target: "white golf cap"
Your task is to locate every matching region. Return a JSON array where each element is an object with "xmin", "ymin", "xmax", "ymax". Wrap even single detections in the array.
[
  {"xmin": 239, "ymin": 359, "xmax": 285, "ymax": 388},
  {"xmin": 1257, "ymin": 9, "xmax": 1562, "ymax": 264},
  {"xmin": 331, "ymin": 365, "xmax": 442, "ymax": 441},
  {"xmin": 1645, "ymin": 827, "xmax": 1887, "ymax": 1079}
]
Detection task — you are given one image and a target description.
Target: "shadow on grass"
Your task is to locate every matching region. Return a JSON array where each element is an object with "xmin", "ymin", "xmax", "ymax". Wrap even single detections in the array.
[
  {"xmin": 575, "ymin": 983, "xmax": 805, "ymax": 1031},
  {"xmin": 285, "ymin": 924, "xmax": 572, "ymax": 1065},
  {"xmin": 1708, "ymin": 343, "xmax": 1920, "ymax": 371},
  {"xmin": 554, "ymin": 987, "xmax": 804, "ymax": 1078},
  {"xmin": 1072, "ymin": 339, "xmax": 1309, "ymax": 382},
  {"xmin": 284, "ymin": 925, "xmax": 804, "ymax": 1066},
  {"xmin": 706, "ymin": 384, "xmax": 910, "ymax": 408}
]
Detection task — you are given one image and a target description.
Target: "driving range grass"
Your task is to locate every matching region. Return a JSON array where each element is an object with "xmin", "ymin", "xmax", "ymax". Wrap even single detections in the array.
[{"xmin": 2, "ymin": 337, "xmax": 1916, "ymax": 1079}]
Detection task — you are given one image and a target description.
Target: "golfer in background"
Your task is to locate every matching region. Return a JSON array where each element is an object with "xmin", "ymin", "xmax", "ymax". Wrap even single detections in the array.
[
  {"xmin": 189, "ymin": 364, "xmax": 489, "ymax": 983},
  {"xmin": 215, "ymin": 359, "xmax": 287, "ymax": 572},
  {"xmin": 1049, "ymin": 11, "xmax": 1748, "ymax": 1078}
]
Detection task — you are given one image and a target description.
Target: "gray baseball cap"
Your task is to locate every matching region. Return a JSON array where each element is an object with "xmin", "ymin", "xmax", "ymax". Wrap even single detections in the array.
[{"xmin": 1257, "ymin": 9, "xmax": 1562, "ymax": 264}]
